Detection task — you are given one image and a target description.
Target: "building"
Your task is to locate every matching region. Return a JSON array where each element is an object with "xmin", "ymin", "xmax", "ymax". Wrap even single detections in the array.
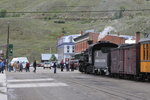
[
  {"xmin": 57, "ymin": 34, "xmax": 80, "ymax": 63},
  {"xmin": 98, "ymin": 34, "xmax": 135, "ymax": 45},
  {"xmin": 74, "ymin": 32, "xmax": 99, "ymax": 55},
  {"xmin": 41, "ymin": 54, "xmax": 52, "ymax": 62},
  {"xmin": 41, "ymin": 54, "xmax": 58, "ymax": 62}
]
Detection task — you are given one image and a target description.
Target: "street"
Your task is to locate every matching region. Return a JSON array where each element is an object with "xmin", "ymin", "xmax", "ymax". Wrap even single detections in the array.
[{"xmin": 1, "ymin": 67, "xmax": 150, "ymax": 100}]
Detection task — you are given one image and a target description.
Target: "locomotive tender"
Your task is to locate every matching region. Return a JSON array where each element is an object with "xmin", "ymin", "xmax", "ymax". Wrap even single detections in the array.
[{"xmin": 78, "ymin": 38, "xmax": 150, "ymax": 80}]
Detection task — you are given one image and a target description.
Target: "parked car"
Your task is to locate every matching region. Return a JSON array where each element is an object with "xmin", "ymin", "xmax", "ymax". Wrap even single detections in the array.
[
  {"xmin": 40, "ymin": 63, "xmax": 44, "ymax": 67},
  {"xmin": 70, "ymin": 59, "xmax": 79, "ymax": 70},
  {"xmin": 43, "ymin": 62, "xmax": 51, "ymax": 69}
]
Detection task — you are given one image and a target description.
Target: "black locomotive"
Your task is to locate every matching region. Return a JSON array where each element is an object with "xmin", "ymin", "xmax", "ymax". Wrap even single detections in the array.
[{"xmin": 78, "ymin": 41, "xmax": 118, "ymax": 75}]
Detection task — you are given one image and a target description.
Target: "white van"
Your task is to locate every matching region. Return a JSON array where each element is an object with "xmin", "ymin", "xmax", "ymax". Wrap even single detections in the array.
[{"xmin": 11, "ymin": 57, "xmax": 29, "ymax": 69}]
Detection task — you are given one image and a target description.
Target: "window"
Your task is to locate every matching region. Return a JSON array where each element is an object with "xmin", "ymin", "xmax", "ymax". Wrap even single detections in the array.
[
  {"xmin": 67, "ymin": 45, "xmax": 70, "ymax": 53},
  {"xmin": 142, "ymin": 44, "xmax": 150, "ymax": 60},
  {"xmin": 67, "ymin": 46, "xmax": 70, "ymax": 49},
  {"xmin": 72, "ymin": 46, "xmax": 75, "ymax": 53},
  {"xmin": 67, "ymin": 50, "xmax": 69, "ymax": 53},
  {"xmin": 72, "ymin": 46, "xmax": 74, "ymax": 49}
]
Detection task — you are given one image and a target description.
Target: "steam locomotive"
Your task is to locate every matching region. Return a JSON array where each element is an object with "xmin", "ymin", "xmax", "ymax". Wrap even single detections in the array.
[{"xmin": 78, "ymin": 41, "xmax": 118, "ymax": 75}]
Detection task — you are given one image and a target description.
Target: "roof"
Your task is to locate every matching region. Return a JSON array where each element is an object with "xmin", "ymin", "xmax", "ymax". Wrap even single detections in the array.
[
  {"xmin": 57, "ymin": 34, "xmax": 80, "ymax": 46},
  {"xmin": 139, "ymin": 38, "xmax": 150, "ymax": 43},
  {"xmin": 11, "ymin": 57, "xmax": 29, "ymax": 63},
  {"xmin": 60, "ymin": 34, "xmax": 80, "ymax": 42},
  {"xmin": 91, "ymin": 41, "xmax": 118, "ymax": 50},
  {"xmin": 41, "ymin": 54, "xmax": 52, "ymax": 60}
]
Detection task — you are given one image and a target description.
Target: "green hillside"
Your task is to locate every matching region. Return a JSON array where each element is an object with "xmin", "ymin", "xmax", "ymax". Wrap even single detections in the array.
[{"xmin": 0, "ymin": 0, "xmax": 150, "ymax": 62}]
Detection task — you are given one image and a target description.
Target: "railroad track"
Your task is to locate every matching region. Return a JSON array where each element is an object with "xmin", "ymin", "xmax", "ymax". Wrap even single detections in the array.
[{"xmin": 62, "ymin": 77, "xmax": 147, "ymax": 100}]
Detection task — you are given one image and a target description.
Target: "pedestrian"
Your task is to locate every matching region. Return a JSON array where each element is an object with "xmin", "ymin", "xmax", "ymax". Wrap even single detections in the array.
[
  {"xmin": 2, "ymin": 60, "xmax": 5, "ymax": 73},
  {"xmin": 12, "ymin": 61, "xmax": 17, "ymax": 72},
  {"xmin": 53, "ymin": 62, "xmax": 57, "ymax": 74},
  {"xmin": 19, "ymin": 62, "xmax": 23, "ymax": 72},
  {"xmin": 70, "ymin": 61, "xmax": 74, "ymax": 71},
  {"xmin": 0, "ymin": 60, "xmax": 2, "ymax": 73},
  {"xmin": 65, "ymin": 60, "xmax": 69, "ymax": 71},
  {"xmin": 8, "ymin": 62, "xmax": 12, "ymax": 72},
  {"xmin": 0, "ymin": 60, "xmax": 5, "ymax": 73},
  {"xmin": 17, "ymin": 61, "xmax": 20, "ymax": 71},
  {"xmin": 33, "ymin": 60, "xmax": 37, "ymax": 73},
  {"xmin": 26, "ymin": 62, "xmax": 30, "ymax": 72},
  {"xmin": 60, "ymin": 60, "xmax": 64, "ymax": 72}
]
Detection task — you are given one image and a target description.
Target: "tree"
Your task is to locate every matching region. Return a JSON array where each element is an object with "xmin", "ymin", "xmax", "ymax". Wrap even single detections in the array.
[
  {"xmin": 50, "ymin": 54, "xmax": 57, "ymax": 61},
  {"xmin": 113, "ymin": 7, "xmax": 125, "ymax": 20},
  {"xmin": 0, "ymin": 9, "xmax": 7, "ymax": 18},
  {"xmin": 62, "ymin": 28, "xmax": 66, "ymax": 34}
]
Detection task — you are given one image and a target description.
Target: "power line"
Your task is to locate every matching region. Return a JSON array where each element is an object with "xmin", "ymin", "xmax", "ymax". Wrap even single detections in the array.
[
  {"xmin": 6, "ymin": 9, "xmax": 150, "ymax": 14},
  {"xmin": 55, "ymin": 6, "xmax": 93, "ymax": 7}
]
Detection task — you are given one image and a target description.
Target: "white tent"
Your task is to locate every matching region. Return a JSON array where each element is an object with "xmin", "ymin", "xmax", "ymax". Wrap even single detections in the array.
[{"xmin": 11, "ymin": 57, "xmax": 29, "ymax": 68}]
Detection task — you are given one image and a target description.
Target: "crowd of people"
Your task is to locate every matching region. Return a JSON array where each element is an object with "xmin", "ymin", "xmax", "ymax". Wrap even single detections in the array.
[
  {"xmin": 9, "ymin": 61, "xmax": 30, "ymax": 72},
  {"xmin": 0, "ymin": 58, "xmax": 78, "ymax": 74},
  {"xmin": 60, "ymin": 59, "xmax": 77, "ymax": 72}
]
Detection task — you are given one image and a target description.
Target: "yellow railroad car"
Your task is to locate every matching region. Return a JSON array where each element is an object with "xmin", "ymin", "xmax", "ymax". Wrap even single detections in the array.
[{"xmin": 140, "ymin": 39, "xmax": 150, "ymax": 73}]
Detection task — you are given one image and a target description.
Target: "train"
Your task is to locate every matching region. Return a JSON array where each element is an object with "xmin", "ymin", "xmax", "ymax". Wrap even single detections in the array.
[{"xmin": 77, "ymin": 38, "xmax": 150, "ymax": 81}]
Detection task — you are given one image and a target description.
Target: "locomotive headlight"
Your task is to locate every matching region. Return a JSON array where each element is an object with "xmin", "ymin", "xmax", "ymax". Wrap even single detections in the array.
[{"xmin": 104, "ymin": 70, "xmax": 107, "ymax": 72}]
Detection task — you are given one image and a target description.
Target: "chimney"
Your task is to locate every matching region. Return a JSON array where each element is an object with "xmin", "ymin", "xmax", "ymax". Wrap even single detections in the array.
[
  {"xmin": 80, "ymin": 31, "xmax": 83, "ymax": 35},
  {"xmin": 136, "ymin": 32, "xmax": 140, "ymax": 43},
  {"xmin": 117, "ymin": 32, "xmax": 120, "ymax": 36}
]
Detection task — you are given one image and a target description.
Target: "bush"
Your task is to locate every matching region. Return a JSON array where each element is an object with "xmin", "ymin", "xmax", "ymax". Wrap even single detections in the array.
[
  {"xmin": 113, "ymin": 7, "xmax": 125, "ymax": 20},
  {"xmin": 0, "ymin": 9, "xmax": 7, "ymax": 18}
]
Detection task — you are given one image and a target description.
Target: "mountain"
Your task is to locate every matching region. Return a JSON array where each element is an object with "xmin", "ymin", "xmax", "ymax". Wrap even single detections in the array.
[{"xmin": 0, "ymin": 0, "xmax": 149, "ymax": 61}]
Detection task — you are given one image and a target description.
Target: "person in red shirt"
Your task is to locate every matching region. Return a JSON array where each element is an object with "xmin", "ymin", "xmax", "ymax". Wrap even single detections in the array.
[
  {"xmin": 26, "ymin": 62, "xmax": 30, "ymax": 72},
  {"xmin": 60, "ymin": 60, "xmax": 64, "ymax": 72}
]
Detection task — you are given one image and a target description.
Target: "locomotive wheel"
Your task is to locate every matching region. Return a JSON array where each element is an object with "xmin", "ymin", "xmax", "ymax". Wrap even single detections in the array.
[
  {"xmin": 100, "ymin": 70, "xmax": 105, "ymax": 75},
  {"xmin": 94, "ymin": 70, "xmax": 98, "ymax": 75}
]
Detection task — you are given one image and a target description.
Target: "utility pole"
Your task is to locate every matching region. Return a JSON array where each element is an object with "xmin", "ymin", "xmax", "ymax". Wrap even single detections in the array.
[{"xmin": 6, "ymin": 22, "xmax": 10, "ymax": 71}]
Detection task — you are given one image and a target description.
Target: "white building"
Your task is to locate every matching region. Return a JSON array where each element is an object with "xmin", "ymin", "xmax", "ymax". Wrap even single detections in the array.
[
  {"xmin": 41, "ymin": 54, "xmax": 52, "ymax": 62},
  {"xmin": 57, "ymin": 34, "xmax": 80, "ymax": 63},
  {"xmin": 41, "ymin": 54, "xmax": 58, "ymax": 62}
]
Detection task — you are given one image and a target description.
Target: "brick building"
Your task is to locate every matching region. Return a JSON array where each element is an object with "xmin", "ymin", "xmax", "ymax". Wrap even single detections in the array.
[
  {"xmin": 98, "ymin": 34, "xmax": 135, "ymax": 45},
  {"xmin": 74, "ymin": 32, "xmax": 99, "ymax": 54},
  {"xmin": 100, "ymin": 35, "xmax": 126, "ymax": 45}
]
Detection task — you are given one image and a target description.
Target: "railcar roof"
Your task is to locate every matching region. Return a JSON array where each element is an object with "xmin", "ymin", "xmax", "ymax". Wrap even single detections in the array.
[
  {"xmin": 139, "ymin": 38, "xmax": 150, "ymax": 43},
  {"xmin": 89, "ymin": 41, "xmax": 118, "ymax": 50}
]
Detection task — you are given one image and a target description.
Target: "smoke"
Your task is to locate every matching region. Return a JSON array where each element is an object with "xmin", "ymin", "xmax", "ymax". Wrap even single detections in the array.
[{"xmin": 98, "ymin": 26, "xmax": 117, "ymax": 41}]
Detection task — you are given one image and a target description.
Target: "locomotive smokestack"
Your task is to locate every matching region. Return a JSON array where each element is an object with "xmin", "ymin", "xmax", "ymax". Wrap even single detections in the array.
[{"xmin": 136, "ymin": 32, "xmax": 140, "ymax": 43}]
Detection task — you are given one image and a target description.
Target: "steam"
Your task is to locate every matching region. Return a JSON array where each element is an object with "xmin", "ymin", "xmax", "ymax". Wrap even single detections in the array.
[{"xmin": 98, "ymin": 26, "xmax": 117, "ymax": 41}]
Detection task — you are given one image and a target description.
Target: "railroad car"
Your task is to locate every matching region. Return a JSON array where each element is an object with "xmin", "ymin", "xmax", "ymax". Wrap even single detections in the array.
[
  {"xmin": 139, "ymin": 38, "xmax": 150, "ymax": 80},
  {"xmin": 110, "ymin": 44, "xmax": 140, "ymax": 80},
  {"xmin": 110, "ymin": 38, "xmax": 150, "ymax": 80}
]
